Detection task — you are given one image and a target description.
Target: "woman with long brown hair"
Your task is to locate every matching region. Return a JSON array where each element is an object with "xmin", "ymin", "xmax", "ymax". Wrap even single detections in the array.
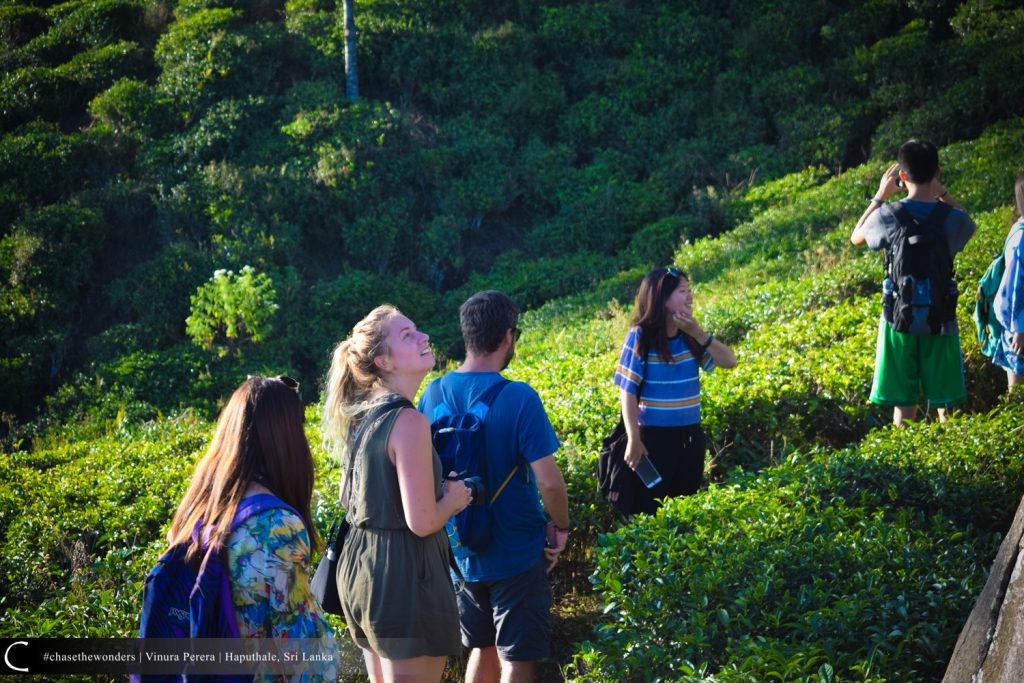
[
  {"xmin": 613, "ymin": 267, "xmax": 737, "ymax": 516},
  {"xmin": 322, "ymin": 305, "xmax": 472, "ymax": 683},
  {"xmin": 166, "ymin": 375, "xmax": 335, "ymax": 679}
]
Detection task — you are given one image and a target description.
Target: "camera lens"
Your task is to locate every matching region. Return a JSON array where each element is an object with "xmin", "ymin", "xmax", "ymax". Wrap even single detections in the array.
[{"xmin": 463, "ymin": 476, "xmax": 486, "ymax": 505}]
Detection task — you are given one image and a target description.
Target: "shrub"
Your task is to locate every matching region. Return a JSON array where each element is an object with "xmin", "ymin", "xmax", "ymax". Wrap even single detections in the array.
[
  {"xmin": 574, "ymin": 405, "xmax": 1024, "ymax": 682},
  {"xmin": 107, "ymin": 243, "xmax": 216, "ymax": 345},
  {"xmin": 89, "ymin": 77, "xmax": 173, "ymax": 139},
  {"xmin": 306, "ymin": 269, "xmax": 441, "ymax": 364},
  {"xmin": 0, "ymin": 5, "xmax": 48, "ymax": 53},
  {"xmin": 0, "ymin": 40, "xmax": 145, "ymax": 128},
  {"xmin": 186, "ymin": 266, "xmax": 278, "ymax": 357},
  {"xmin": 0, "ymin": 122, "xmax": 113, "ymax": 227}
]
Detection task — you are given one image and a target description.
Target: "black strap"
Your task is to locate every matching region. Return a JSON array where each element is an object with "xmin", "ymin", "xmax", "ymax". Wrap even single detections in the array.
[
  {"xmin": 344, "ymin": 395, "xmax": 414, "ymax": 516},
  {"xmin": 351, "ymin": 395, "xmax": 413, "ymax": 453},
  {"xmin": 890, "ymin": 201, "xmax": 952, "ymax": 234},
  {"xmin": 886, "ymin": 201, "xmax": 954, "ymax": 276},
  {"xmin": 448, "ymin": 545, "xmax": 465, "ymax": 587}
]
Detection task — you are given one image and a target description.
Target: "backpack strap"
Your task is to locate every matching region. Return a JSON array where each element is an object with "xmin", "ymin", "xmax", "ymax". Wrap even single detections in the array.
[
  {"xmin": 430, "ymin": 377, "xmax": 509, "ymax": 423},
  {"xmin": 473, "ymin": 378, "xmax": 511, "ymax": 416},
  {"xmin": 232, "ymin": 493, "xmax": 300, "ymax": 531},
  {"xmin": 1001, "ymin": 222, "xmax": 1024, "ymax": 255},
  {"xmin": 473, "ymin": 379, "xmax": 520, "ymax": 503},
  {"xmin": 889, "ymin": 201, "xmax": 953, "ymax": 240}
]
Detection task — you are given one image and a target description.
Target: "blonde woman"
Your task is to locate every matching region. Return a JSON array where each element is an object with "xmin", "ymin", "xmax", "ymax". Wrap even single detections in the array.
[{"xmin": 322, "ymin": 305, "xmax": 472, "ymax": 683}]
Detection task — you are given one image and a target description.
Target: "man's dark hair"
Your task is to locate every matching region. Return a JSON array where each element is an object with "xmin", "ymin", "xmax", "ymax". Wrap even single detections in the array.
[
  {"xmin": 460, "ymin": 290, "xmax": 518, "ymax": 355},
  {"xmin": 897, "ymin": 139, "xmax": 940, "ymax": 184}
]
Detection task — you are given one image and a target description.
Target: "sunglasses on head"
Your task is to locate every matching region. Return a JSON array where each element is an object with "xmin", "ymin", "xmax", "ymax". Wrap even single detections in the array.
[
  {"xmin": 664, "ymin": 266, "xmax": 681, "ymax": 278},
  {"xmin": 249, "ymin": 374, "xmax": 300, "ymax": 393}
]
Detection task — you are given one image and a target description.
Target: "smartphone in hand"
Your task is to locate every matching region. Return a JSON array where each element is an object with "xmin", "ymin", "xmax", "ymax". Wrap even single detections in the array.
[{"xmin": 634, "ymin": 455, "xmax": 662, "ymax": 488}]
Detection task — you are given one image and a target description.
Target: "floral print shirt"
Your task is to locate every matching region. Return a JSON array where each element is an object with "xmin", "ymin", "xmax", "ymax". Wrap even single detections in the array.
[{"xmin": 227, "ymin": 507, "xmax": 338, "ymax": 682}]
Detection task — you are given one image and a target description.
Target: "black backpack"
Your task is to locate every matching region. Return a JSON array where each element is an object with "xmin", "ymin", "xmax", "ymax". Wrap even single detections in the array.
[{"xmin": 882, "ymin": 201, "xmax": 956, "ymax": 336}]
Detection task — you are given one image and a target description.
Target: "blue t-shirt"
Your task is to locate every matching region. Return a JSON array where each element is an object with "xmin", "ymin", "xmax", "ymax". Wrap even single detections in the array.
[
  {"xmin": 613, "ymin": 327, "xmax": 714, "ymax": 427},
  {"xmin": 418, "ymin": 371, "xmax": 561, "ymax": 582}
]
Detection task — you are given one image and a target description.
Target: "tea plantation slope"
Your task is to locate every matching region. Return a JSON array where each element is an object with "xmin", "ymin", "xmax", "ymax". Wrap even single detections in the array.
[
  {"xmin": 0, "ymin": 414, "xmax": 206, "ymax": 636},
  {"xmin": 0, "ymin": 407, "xmax": 343, "ymax": 640},
  {"xmin": 677, "ymin": 118, "xmax": 1024, "ymax": 289},
  {"xmin": 505, "ymin": 116, "xmax": 1023, "ymax": 538},
  {"xmin": 574, "ymin": 400, "xmax": 1024, "ymax": 682}
]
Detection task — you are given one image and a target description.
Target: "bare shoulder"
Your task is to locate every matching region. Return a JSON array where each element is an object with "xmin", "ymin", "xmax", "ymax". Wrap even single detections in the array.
[{"xmin": 390, "ymin": 407, "xmax": 430, "ymax": 444}]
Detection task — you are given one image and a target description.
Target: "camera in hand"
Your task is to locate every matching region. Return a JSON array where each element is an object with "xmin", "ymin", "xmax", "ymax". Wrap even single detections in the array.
[{"xmin": 463, "ymin": 475, "xmax": 486, "ymax": 505}]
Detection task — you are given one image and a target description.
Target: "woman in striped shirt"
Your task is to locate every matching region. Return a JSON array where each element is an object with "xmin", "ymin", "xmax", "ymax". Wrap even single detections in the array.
[{"xmin": 614, "ymin": 267, "xmax": 737, "ymax": 515}]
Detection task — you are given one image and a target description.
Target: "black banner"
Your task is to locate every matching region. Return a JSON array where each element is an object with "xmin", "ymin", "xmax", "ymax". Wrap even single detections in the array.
[{"xmin": 0, "ymin": 638, "xmax": 365, "ymax": 677}]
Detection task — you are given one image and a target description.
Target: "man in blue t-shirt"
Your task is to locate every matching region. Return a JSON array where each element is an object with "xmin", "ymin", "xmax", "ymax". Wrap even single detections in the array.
[
  {"xmin": 851, "ymin": 138, "xmax": 976, "ymax": 426},
  {"xmin": 418, "ymin": 290, "xmax": 570, "ymax": 682}
]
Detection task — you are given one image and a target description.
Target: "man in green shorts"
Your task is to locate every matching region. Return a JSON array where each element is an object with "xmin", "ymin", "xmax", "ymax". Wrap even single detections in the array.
[{"xmin": 851, "ymin": 139, "xmax": 976, "ymax": 426}]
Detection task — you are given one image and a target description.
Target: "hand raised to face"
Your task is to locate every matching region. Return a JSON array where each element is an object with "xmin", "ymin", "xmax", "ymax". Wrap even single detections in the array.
[{"xmin": 671, "ymin": 311, "xmax": 703, "ymax": 338}]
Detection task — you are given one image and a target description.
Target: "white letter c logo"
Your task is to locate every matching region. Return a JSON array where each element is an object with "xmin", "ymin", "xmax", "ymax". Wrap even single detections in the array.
[{"xmin": 4, "ymin": 641, "xmax": 28, "ymax": 673}]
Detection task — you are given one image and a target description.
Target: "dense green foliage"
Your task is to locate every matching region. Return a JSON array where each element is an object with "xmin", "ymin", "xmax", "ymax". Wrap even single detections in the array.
[
  {"xmin": 3, "ymin": 1, "xmax": 1024, "ymax": 681},
  {"xmin": 574, "ymin": 403, "xmax": 1024, "ymax": 682},
  {"xmin": 5, "ymin": 119, "xmax": 1023, "ymax": 681},
  {"xmin": 3, "ymin": 0, "xmax": 1024, "ymax": 429}
]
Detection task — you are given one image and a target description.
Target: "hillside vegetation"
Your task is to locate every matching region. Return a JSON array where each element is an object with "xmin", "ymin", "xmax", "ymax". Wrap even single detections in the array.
[
  {"xmin": 3, "ymin": 0, "xmax": 1024, "ymax": 681},
  {"xmin": 3, "ymin": 0, "xmax": 1024, "ymax": 430},
  {"xmin": 4, "ymin": 118, "xmax": 1024, "ymax": 681}
]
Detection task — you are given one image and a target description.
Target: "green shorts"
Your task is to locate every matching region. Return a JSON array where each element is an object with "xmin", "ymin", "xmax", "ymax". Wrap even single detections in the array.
[{"xmin": 870, "ymin": 320, "xmax": 966, "ymax": 408}]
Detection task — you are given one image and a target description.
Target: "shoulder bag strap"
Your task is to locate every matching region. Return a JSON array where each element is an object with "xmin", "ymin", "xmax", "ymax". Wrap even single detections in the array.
[{"xmin": 342, "ymin": 395, "xmax": 414, "ymax": 513}]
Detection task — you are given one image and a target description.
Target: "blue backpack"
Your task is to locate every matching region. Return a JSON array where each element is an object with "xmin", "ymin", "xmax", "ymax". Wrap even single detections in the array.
[
  {"xmin": 133, "ymin": 493, "xmax": 298, "ymax": 683},
  {"xmin": 429, "ymin": 379, "xmax": 517, "ymax": 558}
]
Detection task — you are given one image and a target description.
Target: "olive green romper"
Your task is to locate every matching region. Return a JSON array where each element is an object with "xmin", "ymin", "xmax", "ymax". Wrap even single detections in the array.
[{"xmin": 336, "ymin": 400, "xmax": 461, "ymax": 659}]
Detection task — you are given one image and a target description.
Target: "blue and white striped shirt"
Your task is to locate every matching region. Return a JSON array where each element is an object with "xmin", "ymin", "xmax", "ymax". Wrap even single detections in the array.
[{"xmin": 613, "ymin": 326, "xmax": 715, "ymax": 427}]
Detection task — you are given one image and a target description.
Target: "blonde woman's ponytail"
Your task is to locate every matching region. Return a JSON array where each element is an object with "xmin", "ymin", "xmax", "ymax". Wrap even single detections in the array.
[{"xmin": 321, "ymin": 305, "xmax": 400, "ymax": 465}]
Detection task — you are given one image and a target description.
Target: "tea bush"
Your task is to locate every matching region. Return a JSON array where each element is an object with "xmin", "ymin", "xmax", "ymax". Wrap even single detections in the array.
[
  {"xmin": 0, "ymin": 406, "xmax": 340, "ymax": 639},
  {"xmin": 3, "ymin": 6, "xmax": 1024, "ymax": 677},
  {"xmin": 574, "ymin": 403, "xmax": 1024, "ymax": 682}
]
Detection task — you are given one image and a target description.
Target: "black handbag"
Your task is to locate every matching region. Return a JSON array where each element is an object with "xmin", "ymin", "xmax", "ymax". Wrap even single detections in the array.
[
  {"xmin": 598, "ymin": 371, "xmax": 644, "ymax": 517},
  {"xmin": 310, "ymin": 516, "xmax": 348, "ymax": 615},
  {"xmin": 597, "ymin": 418, "xmax": 635, "ymax": 517},
  {"xmin": 310, "ymin": 396, "xmax": 412, "ymax": 616}
]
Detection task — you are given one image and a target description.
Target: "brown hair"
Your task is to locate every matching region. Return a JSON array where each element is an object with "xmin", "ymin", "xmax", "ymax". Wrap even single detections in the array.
[
  {"xmin": 630, "ymin": 267, "xmax": 702, "ymax": 363},
  {"xmin": 167, "ymin": 376, "xmax": 319, "ymax": 558},
  {"xmin": 322, "ymin": 304, "xmax": 399, "ymax": 461},
  {"xmin": 460, "ymin": 290, "xmax": 519, "ymax": 355}
]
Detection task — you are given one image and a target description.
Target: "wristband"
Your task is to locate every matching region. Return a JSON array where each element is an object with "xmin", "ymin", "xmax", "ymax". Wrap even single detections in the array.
[
  {"xmin": 701, "ymin": 334, "xmax": 714, "ymax": 350},
  {"xmin": 936, "ymin": 191, "xmax": 949, "ymax": 199},
  {"xmin": 548, "ymin": 520, "xmax": 571, "ymax": 534},
  {"xmin": 870, "ymin": 196, "xmax": 884, "ymax": 206}
]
